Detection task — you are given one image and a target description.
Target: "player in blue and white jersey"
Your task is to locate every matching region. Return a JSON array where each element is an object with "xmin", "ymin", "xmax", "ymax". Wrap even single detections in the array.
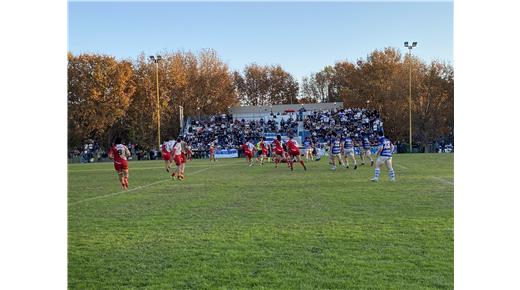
[
  {"xmin": 371, "ymin": 131, "xmax": 396, "ymax": 182},
  {"xmin": 312, "ymin": 137, "xmax": 322, "ymax": 161},
  {"xmin": 342, "ymin": 134, "xmax": 358, "ymax": 170},
  {"xmin": 303, "ymin": 136, "xmax": 314, "ymax": 161},
  {"xmin": 360, "ymin": 135, "xmax": 374, "ymax": 166},
  {"xmin": 327, "ymin": 131, "xmax": 346, "ymax": 171}
]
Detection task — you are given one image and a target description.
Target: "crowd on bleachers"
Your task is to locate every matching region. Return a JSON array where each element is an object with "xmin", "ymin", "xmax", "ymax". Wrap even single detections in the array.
[
  {"xmin": 183, "ymin": 113, "xmax": 299, "ymax": 151},
  {"xmin": 68, "ymin": 107, "xmax": 387, "ymax": 162},
  {"xmin": 304, "ymin": 108, "xmax": 383, "ymax": 142},
  {"xmin": 181, "ymin": 107, "xmax": 383, "ymax": 153}
]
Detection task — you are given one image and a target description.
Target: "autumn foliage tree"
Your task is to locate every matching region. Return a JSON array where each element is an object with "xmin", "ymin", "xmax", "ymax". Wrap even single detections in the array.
[
  {"xmin": 68, "ymin": 49, "xmax": 238, "ymax": 149},
  {"xmin": 303, "ymin": 47, "xmax": 454, "ymax": 148},
  {"xmin": 121, "ymin": 49, "xmax": 237, "ymax": 148},
  {"xmin": 68, "ymin": 47, "xmax": 452, "ymax": 151},
  {"xmin": 68, "ymin": 52, "xmax": 135, "ymax": 147},
  {"xmin": 233, "ymin": 64, "xmax": 299, "ymax": 106}
]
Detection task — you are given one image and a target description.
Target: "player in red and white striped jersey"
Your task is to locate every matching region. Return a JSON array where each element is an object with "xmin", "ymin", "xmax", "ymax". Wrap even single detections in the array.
[
  {"xmin": 286, "ymin": 135, "xmax": 307, "ymax": 171},
  {"xmin": 242, "ymin": 139, "xmax": 255, "ymax": 166},
  {"xmin": 171, "ymin": 137, "xmax": 185, "ymax": 180},
  {"xmin": 161, "ymin": 139, "xmax": 175, "ymax": 173},
  {"xmin": 272, "ymin": 135, "xmax": 286, "ymax": 168},
  {"xmin": 108, "ymin": 137, "xmax": 131, "ymax": 189}
]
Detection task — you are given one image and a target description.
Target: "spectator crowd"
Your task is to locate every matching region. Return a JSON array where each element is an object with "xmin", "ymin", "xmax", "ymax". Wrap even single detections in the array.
[
  {"xmin": 68, "ymin": 140, "xmax": 161, "ymax": 163},
  {"xmin": 303, "ymin": 108, "xmax": 383, "ymax": 142},
  {"xmin": 68, "ymin": 108, "xmax": 388, "ymax": 162},
  {"xmin": 183, "ymin": 113, "xmax": 298, "ymax": 152}
]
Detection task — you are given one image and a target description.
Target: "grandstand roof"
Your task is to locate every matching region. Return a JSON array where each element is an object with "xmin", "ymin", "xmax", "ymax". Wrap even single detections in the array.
[{"xmin": 229, "ymin": 102, "xmax": 343, "ymax": 115}]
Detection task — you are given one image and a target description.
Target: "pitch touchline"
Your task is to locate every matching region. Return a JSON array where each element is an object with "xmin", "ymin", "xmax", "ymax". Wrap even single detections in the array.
[
  {"xmin": 394, "ymin": 164, "xmax": 409, "ymax": 170},
  {"xmin": 69, "ymin": 161, "xmax": 245, "ymax": 205},
  {"xmin": 69, "ymin": 165, "xmax": 220, "ymax": 206},
  {"xmin": 69, "ymin": 179, "xmax": 173, "ymax": 206},
  {"xmin": 431, "ymin": 176, "xmax": 454, "ymax": 185},
  {"xmin": 68, "ymin": 160, "xmax": 244, "ymax": 172}
]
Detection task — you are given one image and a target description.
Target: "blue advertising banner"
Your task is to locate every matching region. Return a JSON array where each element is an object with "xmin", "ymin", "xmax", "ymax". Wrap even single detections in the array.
[{"xmin": 214, "ymin": 149, "xmax": 238, "ymax": 158}]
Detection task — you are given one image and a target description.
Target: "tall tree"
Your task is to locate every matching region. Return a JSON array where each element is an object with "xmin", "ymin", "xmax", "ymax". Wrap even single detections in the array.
[
  {"xmin": 268, "ymin": 65, "xmax": 299, "ymax": 104},
  {"xmin": 413, "ymin": 61, "xmax": 454, "ymax": 146},
  {"xmin": 194, "ymin": 49, "xmax": 238, "ymax": 115},
  {"xmin": 120, "ymin": 53, "xmax": 156, "ymax": 147},
  {"xmin": 302, "ymin": 47, "xmax": 454, "ymax": 145},
  {"xmin": 240, "ymin": 64, "xmax": 270, "ymax": 106},
  {"xmin": 234, "ymin": 64, "xmax": 299, "ymax": 106},
  {"xmin": 301, "ymin": 76, "xmax": 320, "ymax": 103},
  {"xmin": 68, "ymin": 52, "xmax": 135, "ymax": 147},
  {"xmin": 68, "ymin": 47, "xmax": 453, "ymax": 150},
  {"xmin": 122, "ymin": 50, "xmax": 238, "ymax": 148}
]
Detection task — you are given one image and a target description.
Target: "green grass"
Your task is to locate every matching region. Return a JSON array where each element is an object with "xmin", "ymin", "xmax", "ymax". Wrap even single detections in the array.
[{"xmin": 68, "ymin": 154, "xmax": 453, "ymax": 289}]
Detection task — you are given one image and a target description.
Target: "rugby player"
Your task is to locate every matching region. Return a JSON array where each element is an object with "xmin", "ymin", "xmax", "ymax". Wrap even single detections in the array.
[
  {"xmin": 256, "ymin": 137, "xmax": 268, "ymax": 165},
  {"xmin": 209, "ymin": 141, "xmax": 216, "ymax": 162},
  {"xmin": 161, "ymin": 139, "xmax": 175, "ymax": 172},
  {"xmin": 242, "ymin": 139, "xmax": 255, "ymax": 166},
  {"xmin": 328, "ymin": 131, "xmax": 345, "ymax": 171},
  {"xmin": 108, "ymin": 137, "xmax": 131, "ymax": 189},
  {"xmin": 371, "ymin": 131, "xmax": 396, "ymax": 182},
  {"xmin": 186, "ymin": 143, "xmax": 193, "ymax": 161},
  {"xmin": 360, "ymin": 134, "xmax": 374, "ymax": 166},
  {"xmin": 272, "ymin": 135, "xmax": 286, "ymax": 168},
  {"xmin": 171, "ymin": 137, "xmax": 184, "ymax": 180},
  {"xmin": 303, "ymin": 136, "xmax": 314, "ymax": 161},
  {"xmin": 286, "ymin": 135, "xmax": 307, "ymax": 171},
  {"xmin": 180, "ymin": 139, "xmax": 188, "ymax": 177},
  {"xmin": 342, "ymin": 134, "xmax": 357, "ymax": 170}
]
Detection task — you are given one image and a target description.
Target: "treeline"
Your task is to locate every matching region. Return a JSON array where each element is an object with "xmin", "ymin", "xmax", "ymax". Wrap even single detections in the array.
[
  {"xmin": 302, "ymin": 48, "xmax": 454, "ymax": 146},
  {"xmin": 68, "ymin": 47, "xmax": 453, "ymax": 149}
]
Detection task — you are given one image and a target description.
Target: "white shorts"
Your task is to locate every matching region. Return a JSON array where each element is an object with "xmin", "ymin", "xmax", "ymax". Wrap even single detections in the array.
[
  {"xmin": 376, "ymin": 156, "xmax": 392, "ymax": 165},
  {"xmin": 363, "ymin": 148, "xmax": 372, "ymax": 155},
  {"xmin": 330, "ymin": 153, "xmax": 342, "ymax": 159},
  {"xmin": 343, "ymin": 148, "xmax": 355, "ymax": 155}
]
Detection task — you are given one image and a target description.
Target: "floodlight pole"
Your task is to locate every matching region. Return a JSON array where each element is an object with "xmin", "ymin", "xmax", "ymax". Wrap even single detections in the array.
[
  {"xmin": 404, "ymin": 42, "xmax": 417, "ymax": 153},
  {"xmin": 179, "ymin": 105, "xmax": 184, "ymax": 135},
  {"xmin": 150, "ymin": 55, "xmax": 162, "ymax": 149}
]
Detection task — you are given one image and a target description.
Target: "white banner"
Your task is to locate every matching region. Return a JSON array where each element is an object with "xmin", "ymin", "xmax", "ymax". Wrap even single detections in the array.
[{"xmin": 215, "ymin": 149, "xmax": 238, "ymax": 158}]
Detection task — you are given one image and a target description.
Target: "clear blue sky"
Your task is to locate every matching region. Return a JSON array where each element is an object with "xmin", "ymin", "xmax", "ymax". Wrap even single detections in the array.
[{"xmin": 68, "ymin": 1, "xmax": 453, "ymax": 80}]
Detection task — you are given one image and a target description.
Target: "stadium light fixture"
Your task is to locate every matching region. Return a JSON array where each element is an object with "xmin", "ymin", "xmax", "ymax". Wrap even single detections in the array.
[
  {"xmin": 149, "ymin": 54, "xmax": 162, "ymax": 149},
  {"xmin": 403, "ymin": 42, "xmax": 418, "ymax": 153}
]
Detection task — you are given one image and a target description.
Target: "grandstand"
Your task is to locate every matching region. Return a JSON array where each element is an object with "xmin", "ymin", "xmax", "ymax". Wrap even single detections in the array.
[
  {"xmin": 182, "ymin": 102, "xmax": 384, "ymax": 157},
  {"xmin": 229, "ymin": 102, "xmax": 343, "ymax": 121}
]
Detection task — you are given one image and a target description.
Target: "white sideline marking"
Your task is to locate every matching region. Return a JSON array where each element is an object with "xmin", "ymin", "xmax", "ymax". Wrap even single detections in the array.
[
  {"xmin": 68, "ymin": 160, "xmax": 244, "ymax": 172},
  {"xmin": 394, "ymin": 164, "xmax": 409, "ymax": 170},
  {"xmin": 69, "ymin": 166, "xmax": 218, "ymax": 206},
  {"xmin": 431, "ymin": 176, "xmax": 454, "ymax": 185}
]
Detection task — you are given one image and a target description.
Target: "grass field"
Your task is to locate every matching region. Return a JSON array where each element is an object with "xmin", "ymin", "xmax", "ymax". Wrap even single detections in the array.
[{"xmin": 68, "ymin": 153, "xmax": 453, "ymax": 289}]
